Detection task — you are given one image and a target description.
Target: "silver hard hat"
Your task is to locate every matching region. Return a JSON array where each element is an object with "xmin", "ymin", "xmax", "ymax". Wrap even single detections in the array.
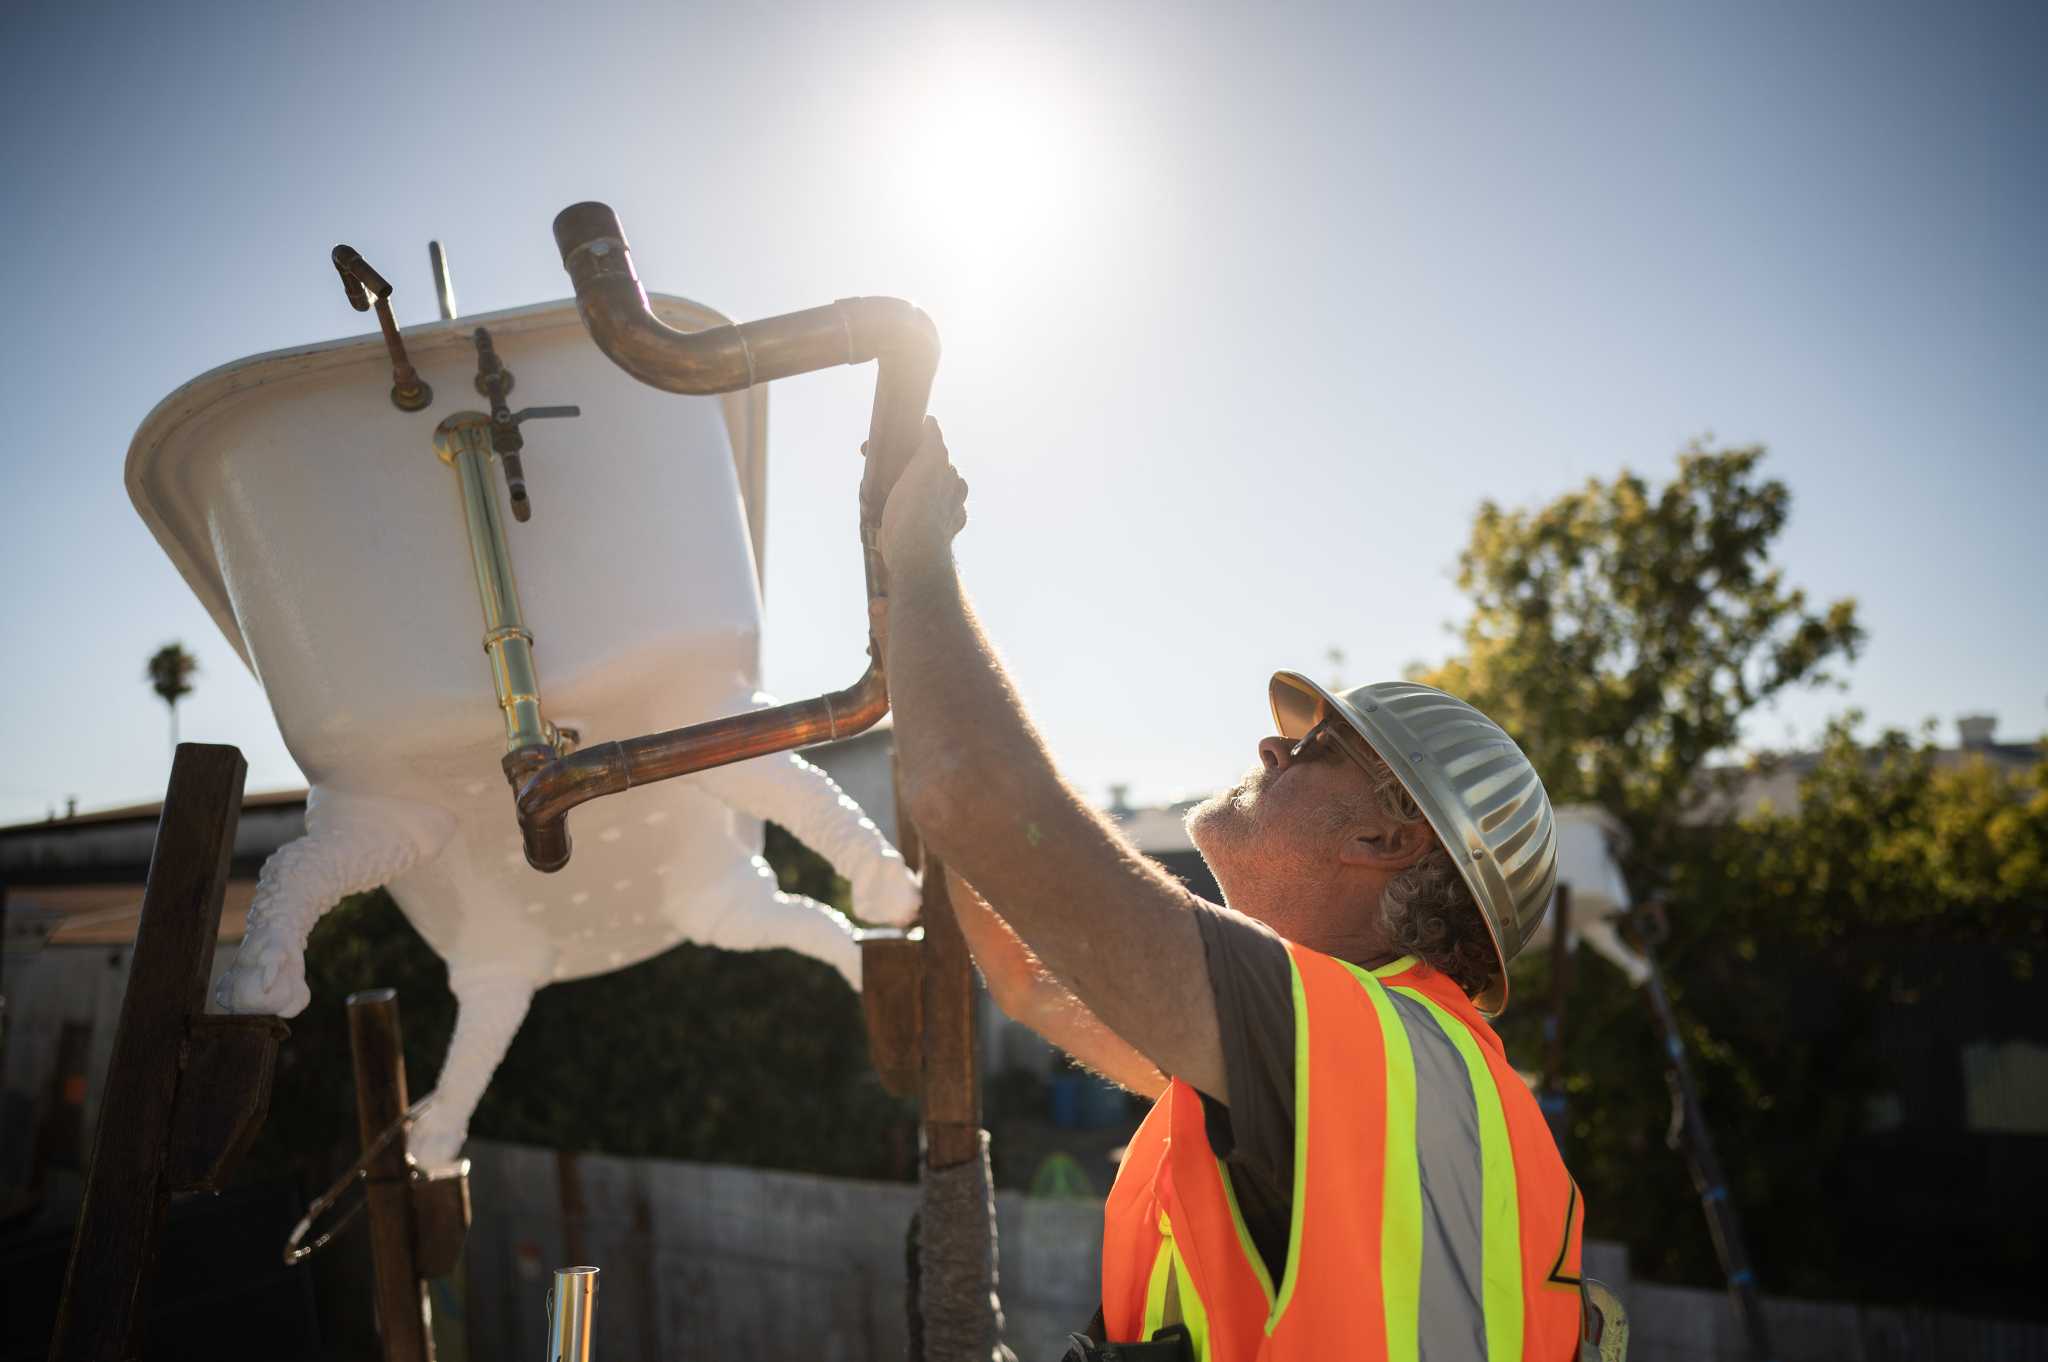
[{"xmin": 1270, "ymin": 673, "xmax": 1558, "ymax": 1015}]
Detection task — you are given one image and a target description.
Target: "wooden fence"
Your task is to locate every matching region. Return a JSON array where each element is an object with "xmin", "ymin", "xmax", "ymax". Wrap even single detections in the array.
[{"xmin": 461, "ymin": 1140, "xmax": 2044, "ymax": 1362}]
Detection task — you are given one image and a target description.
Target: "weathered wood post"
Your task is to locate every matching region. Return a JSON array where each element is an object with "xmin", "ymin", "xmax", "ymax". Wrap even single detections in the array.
[
  {"xmin": 917, "ymin": 850, "xmax": 980, "ymax": 1169},
  {"xmin": 49, "ymin": 743, "xmax": 287, "ymax": 1362},
  {"xmin": 875, "ymin": 779, "xmax": 1010, "ymax": 1361},
  {"xmin": 349, "ymin": 988, "xmax": 435, "ymax": 1362}
]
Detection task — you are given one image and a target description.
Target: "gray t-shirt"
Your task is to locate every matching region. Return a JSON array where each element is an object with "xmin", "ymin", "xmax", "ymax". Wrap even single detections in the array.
[{"xmin": 1186, "ymin": 901, "xmax": 1309, "ymax": 1285}]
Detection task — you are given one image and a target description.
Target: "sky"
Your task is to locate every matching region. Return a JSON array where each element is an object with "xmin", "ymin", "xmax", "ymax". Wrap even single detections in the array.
[{"xmin": 1, "ymin": 0, "xmax": 2042, "ymax": 826}]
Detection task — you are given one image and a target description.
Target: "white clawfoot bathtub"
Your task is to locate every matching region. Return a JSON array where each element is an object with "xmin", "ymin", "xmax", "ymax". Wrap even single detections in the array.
[{"xmin": 129, "ymin": 295, "xmax": 916, "ymax": 1171}]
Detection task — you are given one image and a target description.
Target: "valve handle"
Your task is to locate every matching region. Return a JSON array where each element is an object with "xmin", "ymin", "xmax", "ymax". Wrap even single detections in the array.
[{"xmin": 511, "ymin": 405, "xmax": 581, "ymax": 424}]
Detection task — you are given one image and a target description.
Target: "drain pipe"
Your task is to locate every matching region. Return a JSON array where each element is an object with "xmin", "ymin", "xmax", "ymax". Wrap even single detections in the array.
[{"xmin": 511, "ymin": 202, "xmax": 939, "ymax": 872}]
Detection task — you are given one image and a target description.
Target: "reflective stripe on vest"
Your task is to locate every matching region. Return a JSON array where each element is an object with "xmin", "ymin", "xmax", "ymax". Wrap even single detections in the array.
[{"xmin": 1101, "ymin": 946, "xmax": 1584, "ymax": 1361}]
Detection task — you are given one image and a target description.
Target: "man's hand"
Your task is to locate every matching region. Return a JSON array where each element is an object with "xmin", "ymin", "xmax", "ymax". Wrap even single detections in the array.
[{"xmin": 873, "ymin": 417, "xmax": 969, "ymax": 583}]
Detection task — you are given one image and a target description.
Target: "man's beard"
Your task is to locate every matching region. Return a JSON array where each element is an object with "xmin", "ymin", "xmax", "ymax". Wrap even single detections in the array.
[{"xmin": 1186, "ymin": 764, "xmax": 1271, "ymax": 855}]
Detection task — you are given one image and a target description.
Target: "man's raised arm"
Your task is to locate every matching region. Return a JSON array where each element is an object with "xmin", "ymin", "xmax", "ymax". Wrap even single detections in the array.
[
  {"xmin": 873, "ymin": 420, "xmax": 1231, "ymax": 1102},
  {"xmin": 946, "ymin": 869, "xmax": 1166, "ymax": 1099}
]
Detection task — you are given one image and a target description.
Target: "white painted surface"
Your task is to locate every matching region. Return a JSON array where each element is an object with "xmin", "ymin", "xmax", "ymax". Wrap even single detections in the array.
[
  {"xmin": 126, "ymin": 298, "xmax": 916, "ymax": 1167},
  {"xmin": 1533, "ymin": 804, "xmax": 1650, "ymax": 985}
]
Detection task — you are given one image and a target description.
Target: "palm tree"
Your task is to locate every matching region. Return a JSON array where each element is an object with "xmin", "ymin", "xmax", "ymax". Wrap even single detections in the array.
[{"xmin": 146, "ymin": 643, "xmax": 199, "ymax": 755}]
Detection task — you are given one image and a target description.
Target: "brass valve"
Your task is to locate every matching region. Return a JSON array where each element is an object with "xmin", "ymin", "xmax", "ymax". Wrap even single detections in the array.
[{"xmin": 471, "ymin": 326, "xmax": 578, "ymax": 520}]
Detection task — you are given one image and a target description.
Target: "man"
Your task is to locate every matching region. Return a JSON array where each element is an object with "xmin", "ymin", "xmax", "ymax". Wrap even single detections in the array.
[{"xmin": 874, "ymin": 419, "xmax": 1588, "ymax": 1361}]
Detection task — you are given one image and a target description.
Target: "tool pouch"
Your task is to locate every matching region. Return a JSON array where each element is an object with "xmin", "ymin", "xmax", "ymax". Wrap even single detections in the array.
[{"xmin": 1060, "ymin": 1324, "xmax": 1193, "ymax": 1362}]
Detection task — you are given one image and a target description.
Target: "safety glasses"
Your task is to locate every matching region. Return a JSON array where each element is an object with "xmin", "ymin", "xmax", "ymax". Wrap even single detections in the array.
[{"xmin": 1289, "ymin": 713, "xmax": 1380, "ymax": 779}]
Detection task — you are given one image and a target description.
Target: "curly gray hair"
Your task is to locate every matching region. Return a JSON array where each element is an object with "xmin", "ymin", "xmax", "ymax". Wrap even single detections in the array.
[{"xmin": 1355, "ymin": 745, "xmax": 1499, "ymax": 999}]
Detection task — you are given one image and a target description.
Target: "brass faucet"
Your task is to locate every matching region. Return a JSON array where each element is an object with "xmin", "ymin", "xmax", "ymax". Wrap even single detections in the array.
[{"xmin": 332, "ymin": 246, "xmax": 432, "ymax": 412}]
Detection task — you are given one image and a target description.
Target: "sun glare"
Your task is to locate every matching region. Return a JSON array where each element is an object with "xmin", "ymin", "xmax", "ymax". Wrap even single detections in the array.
[{"xmin": 900, "ymin": 74, "xmax": 1080, "ymax": 282}]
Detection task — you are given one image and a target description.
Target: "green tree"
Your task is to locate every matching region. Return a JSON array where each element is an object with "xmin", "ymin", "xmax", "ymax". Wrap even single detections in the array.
[
  {"xmin": 145, "ymin": 642, "xmax": 199, "ymax": 754},
  {"xmin": 1416, "ymin": 443, "xmax": 2046, "ymax": 1310},
  {"xmin": 1603, "ymin": 725, "xmax": 2045, "ymax": 1303},
  {"xmin": 1416, "ymin": 441, "xmax": 1862, "ymax": 896}
]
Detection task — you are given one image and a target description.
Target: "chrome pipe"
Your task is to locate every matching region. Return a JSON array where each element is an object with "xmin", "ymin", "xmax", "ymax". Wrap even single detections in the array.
[
  {"xmin": 545, "ymin": 1265, "xmax": 598, "ymax": 1362},
  {"xmin": 433, "ymin": 413, "xmax": 559, "ymax": 771},
  {"xmin": 511, "ymin": 201, "xmax": 939, "ymax": 872},
  {"xmin": 429, "ymin": 240, "xmax": 458, "ymax": 321}
]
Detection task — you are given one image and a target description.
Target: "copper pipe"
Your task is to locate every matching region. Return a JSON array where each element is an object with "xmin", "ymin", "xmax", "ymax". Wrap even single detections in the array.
[
  {"xmin": 332, "ymin": 245, "xmax": 432, "ymax": 412},
  {"xmin": 549, "ymin": 202, "xmax": 939, "ymax": 511},
  {"xmin": 516, "ymin": 664, "xmax": 889, "ymax": 873},
  {"xmin": 513, "ymin": 201, "xmax": 936, "ymax": 870}
]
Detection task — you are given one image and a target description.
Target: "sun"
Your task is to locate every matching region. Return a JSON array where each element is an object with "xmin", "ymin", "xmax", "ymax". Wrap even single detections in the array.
[{"xmin": 899, "ymin": 71, "xmax": 1082, "ymax": 280}]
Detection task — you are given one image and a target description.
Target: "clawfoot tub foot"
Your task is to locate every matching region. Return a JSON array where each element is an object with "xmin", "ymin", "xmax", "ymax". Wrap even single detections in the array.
[
  {"xmin": 216, "ymin": 787, "xmax": 454, "ymax": 1016},
  {"xmin": 409, "ymin": 965, "xmax": 538, "ymax": 1173}
]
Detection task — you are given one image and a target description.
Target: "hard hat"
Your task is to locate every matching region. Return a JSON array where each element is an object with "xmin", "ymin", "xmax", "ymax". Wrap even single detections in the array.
[{"xmin": 1269, "ymin": 673, "xmax": 1558, "ymax": 1015}]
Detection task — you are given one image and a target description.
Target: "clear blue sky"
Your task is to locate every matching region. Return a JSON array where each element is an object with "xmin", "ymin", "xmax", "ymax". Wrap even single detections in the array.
[{"xmin": 2, "ymin": 0, "xmax": 2042, "ymax": 825}]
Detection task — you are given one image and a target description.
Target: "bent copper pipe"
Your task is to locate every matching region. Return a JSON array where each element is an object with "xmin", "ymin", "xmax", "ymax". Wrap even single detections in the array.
[
  {"xmin": 515, "ymin": 667, "xmax": 889, "ymax": 872},
  {"xmin": 513, "ymin": 201, "xmax": 939, "ymax": 872}
]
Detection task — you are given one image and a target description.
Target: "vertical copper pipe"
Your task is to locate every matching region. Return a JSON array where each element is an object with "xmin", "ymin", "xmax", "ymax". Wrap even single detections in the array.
[{"xmin": 511, "ymin": 203, "xmax": 938, "ymax": 872}]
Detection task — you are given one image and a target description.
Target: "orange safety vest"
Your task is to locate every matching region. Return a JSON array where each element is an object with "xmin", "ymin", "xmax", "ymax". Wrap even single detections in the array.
[{"xmin": 1102, "ymin": 945, "xmax": 1586, "ymax": 1361}]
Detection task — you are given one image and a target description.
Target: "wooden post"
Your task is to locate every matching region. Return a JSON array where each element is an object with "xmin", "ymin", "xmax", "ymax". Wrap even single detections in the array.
[
  {"xmin": 894, "ymin": 805, "xmax": 996, "ymax": 1362},
  {"xmin": 349, "ymin": 989, "xmax": 434, "ymax": 1362},
  {"xmin": 917, "ymin": 853, "xmax": 980, "ymax": 1168},
  {"xmin": 49, "ymin": 743, "xmax": 248, "ymax": 1362},
  {"xmin": 890, "ymin": 775, "xmax": 979, "ymax": 1168}
]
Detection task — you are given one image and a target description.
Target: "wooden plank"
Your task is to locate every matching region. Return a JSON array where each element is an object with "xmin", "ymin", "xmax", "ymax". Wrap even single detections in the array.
[
  {"xmin": 860, "ymin": 930, "xmax": 925, "ymax": 1098},
  {"xmin": 349, "ymin": 989, "xmax": 434, "ymax": 1362},
  {"xmin": 49, "ymin": 742, "xmax": 247, "ymax": 1362},
  {"xmin": 166, "ymin": 1014, "xmax": 290, "ymax": 1194}
]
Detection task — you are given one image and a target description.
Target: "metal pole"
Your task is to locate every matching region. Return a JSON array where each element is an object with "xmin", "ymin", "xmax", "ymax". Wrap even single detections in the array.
[
  {"xmin": 545, "ymin": 1266, "xmax": 598, "ymax": 1362},
  {"xmin": 1540, "ymin": 883, "xmax": 1573, "ymax": 1147},
  {"xmin": 1635, "ymin": 925, "xmax": 1777, "ymax": 1362},
  {"xmin": 429, "ymin": 240, "xmax": 458, "ymax": 321},
  {"xmin": 348, "ymin": 989, "xmax": 434, "ymax": 1362}
]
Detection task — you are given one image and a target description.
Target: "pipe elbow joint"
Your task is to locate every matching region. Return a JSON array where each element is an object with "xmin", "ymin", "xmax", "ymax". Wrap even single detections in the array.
[
  {"xmin": 840, "ymin": 296, "xmax": 941, "ymax": 372},
  {"xmin": 506, "ymin": 748, "xmax": 574, "ymax": 873},
  {"xmin": 521, "ymin": 817, "xmax": 571, "ymax": 874}
]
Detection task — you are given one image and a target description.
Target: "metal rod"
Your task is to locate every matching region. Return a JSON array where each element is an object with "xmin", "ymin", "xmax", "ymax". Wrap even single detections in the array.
[
  {"xmin": 1632, "ymin": 912, "xmax": 1778, "ymax": 1362},
  {"xmin": 1540, "ymin": 883, "xmax": 1573, "ymax": 1147},
  {"xmin": 546, "ymin": 1266, "xmax": 598, "ymax": 1362},
  {"xmin": 429, "ymin": 240, "xmax": 457, "ymax": 321},
  {"xmin": 509, "ymin": 201, "xmax": 939, "ymax": 872},
  {"xmin": 348, "ymin": 990, "xmax": 434, "ymax": 1362}
]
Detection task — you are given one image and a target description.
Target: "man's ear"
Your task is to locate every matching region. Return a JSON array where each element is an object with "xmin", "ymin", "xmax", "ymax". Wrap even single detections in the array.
[{"xmin": 1337, "ymin": 817, "xmax": 1435, "ymax": 871}]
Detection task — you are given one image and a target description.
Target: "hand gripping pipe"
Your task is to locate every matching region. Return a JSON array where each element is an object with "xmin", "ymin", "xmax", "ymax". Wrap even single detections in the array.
[{"xmin": 510, "ymin": 201, "xmax": 940, "ymax": 872}]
